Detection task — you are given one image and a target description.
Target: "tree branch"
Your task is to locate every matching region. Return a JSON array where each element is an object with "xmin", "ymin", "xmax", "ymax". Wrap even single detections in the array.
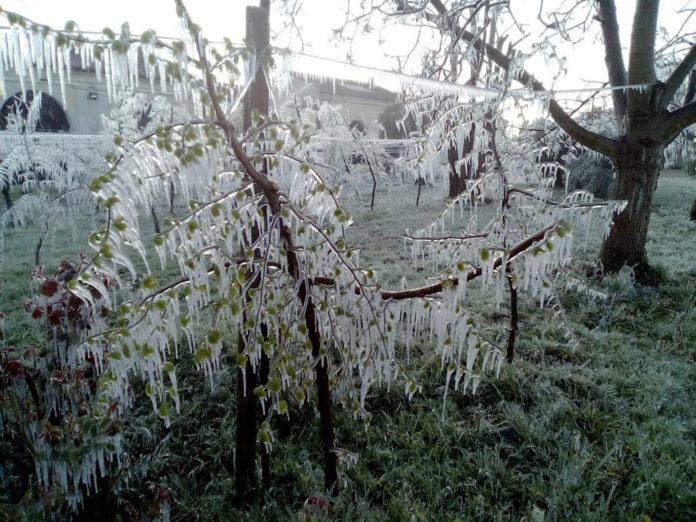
[
  {"xmin": 596, "ymin": 0, "xmax": 628, "ymax": 124},
  {"xmin": 380, "ymin": 221, "xmax": 562, "ymax": 300},
  {"xmin": 627, "ymin": 0, "xmax": 659, "ymax": 112},
  {"xmin": 684, "ymin": 69, "xmax": 696, "ymax": 106},
  {"xmin": 505, "ymin": 270, "xmax": 518, "ymax": 363},
  {"xmin": 654, "ymin": 99, "xmax": 696, "ymax": 143},
  {"xmin": 664, "ymin": 44, "xmax": 696, "ymax": 107}
]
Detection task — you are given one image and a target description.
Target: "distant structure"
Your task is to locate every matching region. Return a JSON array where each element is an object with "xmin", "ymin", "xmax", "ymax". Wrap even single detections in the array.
[{"xmin": 291, "ymin": 78, "xmax": 397, "ymax": 135}]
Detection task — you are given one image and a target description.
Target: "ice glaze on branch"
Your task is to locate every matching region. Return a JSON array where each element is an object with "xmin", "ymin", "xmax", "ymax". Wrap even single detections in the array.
[{"xmin": 380, "ymin": 221, "xmax": 563, "ymax": 300}]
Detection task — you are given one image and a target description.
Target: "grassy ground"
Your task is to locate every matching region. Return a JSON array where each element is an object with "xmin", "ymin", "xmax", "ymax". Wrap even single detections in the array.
[{"xmin": 2, "ymin": 171, "xmax": 696, "ymax": 520}]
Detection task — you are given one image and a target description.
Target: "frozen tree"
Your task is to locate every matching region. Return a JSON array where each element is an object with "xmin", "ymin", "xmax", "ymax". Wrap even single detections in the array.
[
  {"xmin": 341, "ymin": 0, "xmax": 696, "ymax": 281},
  {"xmin": 101, "ymin": 90, "xmax": 196, "ymax": 231},
  {"xmin": 0, "ymin": 0, "xmax": 625, "ymax": 517},
  {"xmin": 0, "ymin": 91, "xmax": 98, "ymax": 265}
]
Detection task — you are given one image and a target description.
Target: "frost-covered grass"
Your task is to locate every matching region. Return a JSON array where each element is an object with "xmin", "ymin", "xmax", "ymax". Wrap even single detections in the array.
[
  {"xmin": 647, "ymin": 169, "xmax": 696, "ymax": 272},
  {"xmin": 0, "ymin": 210, "xmax": 102, "ymax": 344},
  {"xmin": 339, "ymin": 180, "xmax": 498, "ymax": 288},
  {"xmin": 2, "ymin": 171, "xmax": 696, "ymax": 520}
]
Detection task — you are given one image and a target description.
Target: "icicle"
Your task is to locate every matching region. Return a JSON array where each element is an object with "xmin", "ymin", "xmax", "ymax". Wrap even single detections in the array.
[
  {"xmin": 56, "ymin": 43, "xmax": 66, "ymax": 107},
  {"xmin": 12, "ymin": 27, "xmax": 26, "ymax": 97},
  {"xmin": 63, "ymin": 45, "xmax": 72, "ymax": 86},
  {"xmin": 0, "ymin": 55, "xmax": 4, "ymax": 98},
  {"xmin": 104, "ymin": 49, "xmax": 113, "ymax": 102}
]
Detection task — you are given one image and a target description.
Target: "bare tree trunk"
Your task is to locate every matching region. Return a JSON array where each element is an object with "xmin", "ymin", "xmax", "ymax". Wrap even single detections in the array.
[
  {"xmin": 2, "ymin": 184, "xmax": 11, "ymax": 209},
  {"xmin": 600, "ymin": 141, "xmax": 664, "ymax": 283},
  {"xmin": 234, "ymin": 330, "xmax": 259, "ymax": 503},
  {"xmin": 258, "ymin": 325, "xmax": 271, "ymax": 493},
  {"xmin": 232, "ymin": 1, "xmax": 271, "ymax": 503},
  {"xmin": 447, "ymin": 120, "xmax": 491, "ymax": 198},
  {"xmin": 689, "ymin": 195, "xmax": 696, "ymax": 222},
  {"xmin": 447, "ymin": 159, "xmax": 467, "ymax": 198},
  {"xmin": 299, "ymin": 279, "xmax": 338, "ymax": 495},
  {"xmin": 150, "ymin": 205, "xmax": 161, "ymax": 234},
  {"xmin": 169, "ymin": 180, "xmax": 175, "ymax": 214}
]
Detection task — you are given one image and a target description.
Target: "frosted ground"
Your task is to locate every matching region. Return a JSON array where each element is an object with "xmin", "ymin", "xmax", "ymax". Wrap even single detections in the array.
[
  {"xmin": 1, "ymin": 167, "xmax": 694, "ymax": 336},
  {"xmin": 341, "ymin": 169, "xmax": 696, "ymax": 285}
]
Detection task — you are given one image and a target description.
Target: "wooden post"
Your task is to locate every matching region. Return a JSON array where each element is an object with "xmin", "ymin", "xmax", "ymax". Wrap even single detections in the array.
[
  {"xmin": 243, "ymin": 5, "xmax": 269, "ymax": 132},
  {"xmin": 235, "ymin": 1, "xmax": 271, "ymax": 504}
]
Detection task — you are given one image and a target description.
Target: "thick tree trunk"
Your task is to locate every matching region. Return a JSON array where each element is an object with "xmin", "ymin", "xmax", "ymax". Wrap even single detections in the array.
[
  {"xmin": 447, "ymin": 157, "xmax": 468, "ymax": 198},
  {"xmin": 690, "ymin": 195, "xmax": 696, "ymax": 222},
  {"xmin": 447, "ymin": 128, "xmax": 484, "ymax": 199},
  {"xmin": 600, "ymin": 141, "xmax": 663, "ymax": 282}
]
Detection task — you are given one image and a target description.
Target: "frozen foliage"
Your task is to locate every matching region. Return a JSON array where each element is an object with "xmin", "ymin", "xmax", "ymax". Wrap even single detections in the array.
[
  {"xmin": 0, "ymin": 1, "xmax": 628, "ymax": 516},
  {"xmin": 101, "ymin": 90, "xmax": 193, "ymax": 140}
]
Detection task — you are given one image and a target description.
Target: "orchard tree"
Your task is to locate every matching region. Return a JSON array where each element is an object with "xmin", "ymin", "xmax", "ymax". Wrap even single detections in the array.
[
  {"xmin": 0, "ymin": 0, "xmax": 625, "ymax": 518},
  {"xmin": 343, "ymin": 0, "xmax": 696, "ymax": 282}
]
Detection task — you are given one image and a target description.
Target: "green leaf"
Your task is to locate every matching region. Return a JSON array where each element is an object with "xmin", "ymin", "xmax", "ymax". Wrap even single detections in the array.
[
  {"xmin": 158, "ymin": 401, "xmax": 170, "ymax": 419},
  {"xmin": 113, "ymin": 218, "xmax": 127, "ymax": 232},
  {"xmin": 89, "ymin": 177, "xmax": 103, "ymax": 192},
  {"xmin": 141, "ymin": 276, "xmax": 157, "ymax": 290},
  {"xmin": 194, "ymin": 345, "xmax": 212, "ymax": 365},
  {"xmin": 141, "ymin": 29, "xmax": 156, "ymax": 44},
  {"xmin": 268, "ymin": 378, "xmax": 282, "ymax": 394},
  {"xmin": 207, "ymin": 330, "xmax": 222, "ymax": 344}
]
